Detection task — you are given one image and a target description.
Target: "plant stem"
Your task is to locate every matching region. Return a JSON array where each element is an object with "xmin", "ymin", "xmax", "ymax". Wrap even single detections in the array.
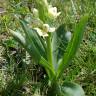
[
  {"xmin": 47, "ymin": 80, "xmax": 61, "ymax": 96},
  {"xmin": 46, "ymin": 33, "xmax": 54, "ymax": 71}
]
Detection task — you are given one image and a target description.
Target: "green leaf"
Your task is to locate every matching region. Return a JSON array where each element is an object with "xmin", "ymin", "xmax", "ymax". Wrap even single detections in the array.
[
  {"xmin": 9, "ymin": 29, "xmax": 40, "ymax": 61},
  {"xmin": 9, "ymin": 29, "xmax": 54, "ymax": 78},
  {"xmin": 47, "ymin": 81, "xmax": 84, "ymax": 96},
  {"xmin": 61, "ymin": 82, "xmax": 85, "ymax": 96},
  {"xmin": 9, "ymin": 20, "xmax": 56, "ymax": 79},
  {"xmin": 19, "ymin": 20, "xmax": 47, "ymax": 60},
  {"xmin": 40, "ymin": 57, "xmax": 55, "ymax": 79},
  {"xmin": 52, "ymin": 24, "xmax": 68, "ymax": 71},
  {"xmin": 9, "ymin": 29, "xmax": 26, "ymax": 47},
  {"xmin": 57, "ymin": 14, "xmax": 89, "ymax": 78}
]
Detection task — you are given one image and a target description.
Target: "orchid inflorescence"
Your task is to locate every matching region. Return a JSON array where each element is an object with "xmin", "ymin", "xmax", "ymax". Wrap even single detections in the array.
[
  {"xmin": 31, "ymin": 0, "xmax": 61, "ymax": 37},
  {"xmin": 9, "ymin": 0, "xmax": 88, "ymax": 95}
]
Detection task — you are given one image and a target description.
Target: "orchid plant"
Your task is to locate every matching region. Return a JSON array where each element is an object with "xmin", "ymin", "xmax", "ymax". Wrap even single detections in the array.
[{"xmin": 9, "ymin": 0, "xmax": 88, "ymax": 96}]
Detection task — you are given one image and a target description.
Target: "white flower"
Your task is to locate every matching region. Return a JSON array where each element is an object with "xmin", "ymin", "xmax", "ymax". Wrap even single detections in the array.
[
  {"xmin": 43, "ymin": 24, "xmax": 55, "ymax": 32},
  {"xmin": 43, "ymin": 24, "xmax": 49, "ymax": 32},
  {"xmin": 34, "ymin": 28, "xmax": 48, "ymax": 37},
  {"xmin": 34, "ymin": 24, "xmax": 55, "ymax": 37},
  {"xmin": 48, "ymin": 5, "xmax": 61, "ymax": 18},
  {"xmin": 49, "ymin": 27, "xmax": 56, "ymax": 32},
  {"xmin": 33, "ymin": 8, "xmax": 39, "ymax": 17},
  {"xmin": 65, "ymin": 31, "xmax": 72, "ymax": 41}
]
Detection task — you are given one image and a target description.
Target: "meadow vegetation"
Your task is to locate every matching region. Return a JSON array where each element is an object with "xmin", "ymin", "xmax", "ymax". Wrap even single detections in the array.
[{"xmin": 0, "ymin": 0, "xmax": 96, "ymax": 96}]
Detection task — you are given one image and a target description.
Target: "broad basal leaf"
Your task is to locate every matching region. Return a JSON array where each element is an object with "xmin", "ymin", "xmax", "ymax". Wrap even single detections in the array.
[
  {"xmin": 61, "ymin": 82, "xmax": 85, "ymax": 96},
  {"xmin": 52, "ymin": 24, "xmax": 68, "ymax": 71},
  {"xmin": 19, "ymin": 20, "xmax": 47, "ymax": 60},
  {"xmin": 9, "ymin": 29, "xmax": 55, "ymax": 78},
  {"xmin": 57, "ymin": 14, "xmax": 89, "ymax": 78}
]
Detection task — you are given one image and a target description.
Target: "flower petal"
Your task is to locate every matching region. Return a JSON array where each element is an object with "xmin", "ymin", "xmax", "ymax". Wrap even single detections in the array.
[
  {"xmin": 34, "ymin": 28, "xmax": 43, "ymax": 36},
  {"xmin": 48, "ymin": 5, "xmax": 61, "ymax": 18},
  {"xmin": 34, "ymin": 27, "xmax": 48, "ymax": 37},
  {"xmin": 43, "ymin": 24, "xmax": 49, "ymax": 32},
  {"xmin": 49, "ymin": 27, "xmax": 55, "ymax": 32}
]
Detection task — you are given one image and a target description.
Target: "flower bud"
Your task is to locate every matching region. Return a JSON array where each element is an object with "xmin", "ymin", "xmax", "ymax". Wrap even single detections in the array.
[
  {"xmin": 43, "ymin": 0, "xmax": 48, "ymax": 7},
  {"xmin": 65, "ymin": 31, "xmax": 72, "ymax": 41},
  {"xmin": 33, "ymin": 8, "xmax": 39, "ymax": 17}
]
